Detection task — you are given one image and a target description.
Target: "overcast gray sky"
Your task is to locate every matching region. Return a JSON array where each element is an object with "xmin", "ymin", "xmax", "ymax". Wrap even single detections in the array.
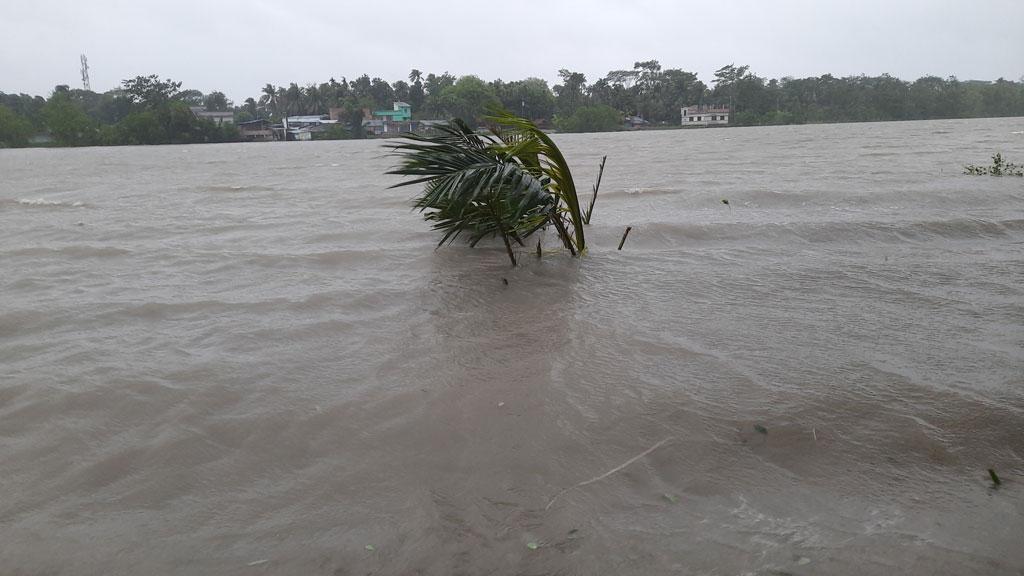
[{"xmin": 2, "ymin": 0, "xmax": 1021, "ymax": 101}]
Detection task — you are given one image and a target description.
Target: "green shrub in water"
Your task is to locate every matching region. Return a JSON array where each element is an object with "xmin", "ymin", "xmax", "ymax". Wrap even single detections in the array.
[{"xmin": 964, "ymin": 153, "xmax": 1024, "ymax": 177}]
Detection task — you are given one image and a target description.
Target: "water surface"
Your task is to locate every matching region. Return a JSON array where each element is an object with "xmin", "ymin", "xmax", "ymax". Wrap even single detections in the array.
[{"xmin": 1, "ymin": 118, "xmax": 1023, "ymax": 575}]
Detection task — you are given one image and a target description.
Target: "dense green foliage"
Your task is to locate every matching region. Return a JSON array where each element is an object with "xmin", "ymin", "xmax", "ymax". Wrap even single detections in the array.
[
  {"xmin": 388, "ymin": 111, "xmax": 595, "ymax": 265},
  {"xmin": 262, "ymin": 63, "xmax": 1023, "ymax": 131},
  {"xmin": 0, "ymin": 104, "xmax": 33, "ymax": 147},
  {"xmin": 0, "ymin": 76, "xmax": 238, "ymax": 147},
  {"xmin": 42, "ymin": 90, "xmax": 96, "ymax": 146},
  {"xmin": 3, "ymin": 61, "xmax": 1024, "ymax": 146},
  {"xmin": 555, "ymin": 105, "xmax": 622, "ymax": 133},
  {"xmin": 433, "ymin": 76, "xmax": 501, "ymax": 126}
]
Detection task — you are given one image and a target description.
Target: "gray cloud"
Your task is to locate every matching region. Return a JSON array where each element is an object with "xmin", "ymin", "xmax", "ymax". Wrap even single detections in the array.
[{"xmin": 2, "ymin": 0, "xmax": 1021, "ymax": 101}]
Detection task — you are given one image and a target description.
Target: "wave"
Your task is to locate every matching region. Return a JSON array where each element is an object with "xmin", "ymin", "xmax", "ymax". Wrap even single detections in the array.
[
  {"xmin": 98, "ymin": 291, "xmax": 365, "ymax": 321},
  {"xmin": 12, "ymin": 198, "xmax": 86, "ymax": 208},
  {"xmin": 626, "ymin": 217, "xmax": 1024, "ymax": 247},
  {"xmin": 617, "ymin": 187, "xmax": 679, "ymax": 197},
  {"xmin": 202, "ymin": 185, "xmax": 275, "ymax": 193},
  {"xmin": 3, "ymin": 246, "xmax": 132, "ymax": 258}
]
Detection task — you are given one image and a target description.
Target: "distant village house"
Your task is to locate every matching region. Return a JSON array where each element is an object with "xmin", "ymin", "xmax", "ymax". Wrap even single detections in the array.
[
  {"xmin": 680, "ymin": 105, "xmax": 729, "ymax": 127},
  {"xmin": 280, "ymin": 115, "xmax": 339, "ymax": 141},
  {"xmin": 624, "ymin": 115, "xmax": 649, "ymax": 129},
  {"xmin": 374, "ymin": 101, "xmax": 412, "ymax": 122},
  {"xmin": 250, "ymin": 101, "xmax": 437, "ymax": 141},
  {"xmin": 189, "ymin": 106, "xmax": 234, "ymax": 126},
  {"xmin": 361, "ymin": 101, "xmax": 415, "ymax": 136},
  {"xmin": 237, "ymin": 119, "xmax": 273, "ymax": 142}
]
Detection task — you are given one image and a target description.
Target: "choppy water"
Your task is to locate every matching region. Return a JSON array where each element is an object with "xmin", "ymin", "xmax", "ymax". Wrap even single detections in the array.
[{"xmin": 1, "ymin": 118, "xmax": 1023, "ymax": 575}]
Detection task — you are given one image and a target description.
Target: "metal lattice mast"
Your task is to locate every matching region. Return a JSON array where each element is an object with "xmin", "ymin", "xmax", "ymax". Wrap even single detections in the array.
[{"xmin": 80, "ymin": 54, "xmax": 91, "ymax": 91}]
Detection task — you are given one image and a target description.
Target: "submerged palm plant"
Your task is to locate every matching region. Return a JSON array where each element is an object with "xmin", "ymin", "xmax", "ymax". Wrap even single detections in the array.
[{"xmin": 388, "ymin": 110, "xmax": 598, "ymax": 265}]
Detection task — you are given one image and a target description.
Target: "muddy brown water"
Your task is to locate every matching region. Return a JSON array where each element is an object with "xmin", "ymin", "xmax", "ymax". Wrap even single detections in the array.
[{"xmin": 1, "ymin": 118, "xmax": 1023, "ymax": 575}]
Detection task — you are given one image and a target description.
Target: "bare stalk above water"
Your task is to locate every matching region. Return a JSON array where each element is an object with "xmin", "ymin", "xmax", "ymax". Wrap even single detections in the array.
[
  {"xmin": 618, "ymin": 226, "xmax": 633, "ymax": 250},
  {"xmin": 583, "ymin": 155, "xmax": 606, "ymax": 225}
]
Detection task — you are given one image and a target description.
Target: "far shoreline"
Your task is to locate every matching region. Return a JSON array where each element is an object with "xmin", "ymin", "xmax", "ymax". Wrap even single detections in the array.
[{"xmin": 3, "ymin": 115, "xmax": 1022, "ymax": 151}]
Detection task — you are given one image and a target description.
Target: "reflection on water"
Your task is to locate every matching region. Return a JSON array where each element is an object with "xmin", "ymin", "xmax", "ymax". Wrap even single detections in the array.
[{"xmin": 1, "ymin": 117, "xmax": 1023, "ymax": 575}]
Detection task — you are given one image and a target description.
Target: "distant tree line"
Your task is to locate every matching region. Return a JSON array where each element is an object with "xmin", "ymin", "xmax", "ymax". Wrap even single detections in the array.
[
  {"xmin": 0, "ymin": 75, "xmax": 239, "ymax": 147},
  {"xmin": 2, "ymin": 62, "xmax": 1024, "ymax": 147}
]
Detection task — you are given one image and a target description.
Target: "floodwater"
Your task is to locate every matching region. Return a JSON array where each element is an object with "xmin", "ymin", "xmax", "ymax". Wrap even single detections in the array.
[{"xmin": 1, "ymin": 118, "xmax": 1022, "ymax": 575}]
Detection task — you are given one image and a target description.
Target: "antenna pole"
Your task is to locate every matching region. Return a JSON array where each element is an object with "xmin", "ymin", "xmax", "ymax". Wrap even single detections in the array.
[{"xmin": 80, "ymin": 54, "xmax": 91, "ymax": 91}]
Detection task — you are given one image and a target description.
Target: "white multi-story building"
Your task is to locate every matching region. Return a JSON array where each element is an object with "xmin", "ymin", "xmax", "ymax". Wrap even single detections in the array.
[{"xmin": 681, "ymin": 105, "xmax": 729, "ymax": 127}]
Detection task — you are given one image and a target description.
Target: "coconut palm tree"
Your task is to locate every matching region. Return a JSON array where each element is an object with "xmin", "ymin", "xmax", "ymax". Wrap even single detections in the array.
[
  {"xmin": 260, "ymin": 84, "xmax": 277, "ymax": 117},
  {"xmin": 304, "ymin": 84, "xmax": 324, "ymax": 115},
  {"xmin": 388, "ymin": 109, "xmax": 593, "ymax": 266},
  {"xmin": 284, "ymin": 83, "xmax": 302, "ymax": 116}
]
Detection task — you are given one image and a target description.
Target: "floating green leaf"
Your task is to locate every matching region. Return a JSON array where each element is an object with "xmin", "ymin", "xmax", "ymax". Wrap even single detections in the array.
[
  {"xmin": 989, "ymin": 468, "xmax": 1002, "ymax": 486},
  {"xmin": 662, "ymin": 493, "xmax": 679, "ymax": 503},
  {"xmin": 526, "ymin": 542, "xmax": 539, "ymax": 550},
  {"xmin": 754, "ymin": 424, "xmax": 768, "ymax": 435},
  {"xmin": 364, "ymin": 545, "xmax": 375, "ymax": 552}
]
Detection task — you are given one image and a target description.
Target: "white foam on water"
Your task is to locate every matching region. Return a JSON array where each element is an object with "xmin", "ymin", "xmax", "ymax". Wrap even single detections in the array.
[{"xmin": 16, "ymin": 198, "xmax": 84, "ymax": 207}]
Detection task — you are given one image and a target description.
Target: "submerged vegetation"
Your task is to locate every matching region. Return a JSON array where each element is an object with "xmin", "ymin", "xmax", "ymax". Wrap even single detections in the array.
[
  {"xmin": 388, "ymin": 110, "xmax": 600, "ymax": 265},
  {"xmin": 964, "ymin": 153, "xmax": 1024, "ymax": 177}
]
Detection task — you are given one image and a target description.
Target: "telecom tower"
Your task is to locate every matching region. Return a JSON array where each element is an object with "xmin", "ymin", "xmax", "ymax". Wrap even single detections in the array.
[{"xmin": 80, "ymin": 54, "xmax": 91, "ymax": 91}]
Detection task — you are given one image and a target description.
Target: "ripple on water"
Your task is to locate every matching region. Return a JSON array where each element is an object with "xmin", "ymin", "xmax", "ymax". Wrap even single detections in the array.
[{"xmin": 0, "ymin": 118, "xmax": 1023, "ymax": 575}]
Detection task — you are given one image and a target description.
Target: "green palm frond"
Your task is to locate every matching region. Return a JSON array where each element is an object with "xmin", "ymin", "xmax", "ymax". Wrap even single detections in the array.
[
  {"xmin": 387, "ymin": 111, "xmax": 598, "ymax": 265},
  {"xmin": 485, "ymin": 109, "xmax": 586, "ymax": 253}
]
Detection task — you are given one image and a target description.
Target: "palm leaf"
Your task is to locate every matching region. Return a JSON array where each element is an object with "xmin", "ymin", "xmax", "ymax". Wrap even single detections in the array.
[
  {"xmin": 484, "ymin": 109, "xmax": 586, "ymax": 253},
  {"xmin": 387, "ymin": 111, "xmax": 596, "ymax": 265}
]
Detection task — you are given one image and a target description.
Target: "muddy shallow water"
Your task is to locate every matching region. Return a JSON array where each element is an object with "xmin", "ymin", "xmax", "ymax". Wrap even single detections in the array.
[{"xmin": 1, "ymin": 118, "xmax": 1023, "ymax": 575}]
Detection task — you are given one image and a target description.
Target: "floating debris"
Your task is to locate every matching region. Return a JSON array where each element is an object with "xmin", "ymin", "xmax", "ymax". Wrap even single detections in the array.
[
  {"xmin": 662, "ymin": 493, "xmax": 679, "ymax": 503},
  {"xmin": 754, "ymin": 424, "xmax": 768, "ymax": 435},
  {"xmin": 364, "ymin": 544, "xmax": 375, "ymax": 552},
  {"xmin": 526, "ymin": 542, "xmax": 539, "ymax": 550},
  {"xmin": 989, "ymin": 468, "xmax": 1002, "ymax": 486},
  {"xmin": 545, "ymin": 438, "xmax": 671, "ymax": 510}
]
